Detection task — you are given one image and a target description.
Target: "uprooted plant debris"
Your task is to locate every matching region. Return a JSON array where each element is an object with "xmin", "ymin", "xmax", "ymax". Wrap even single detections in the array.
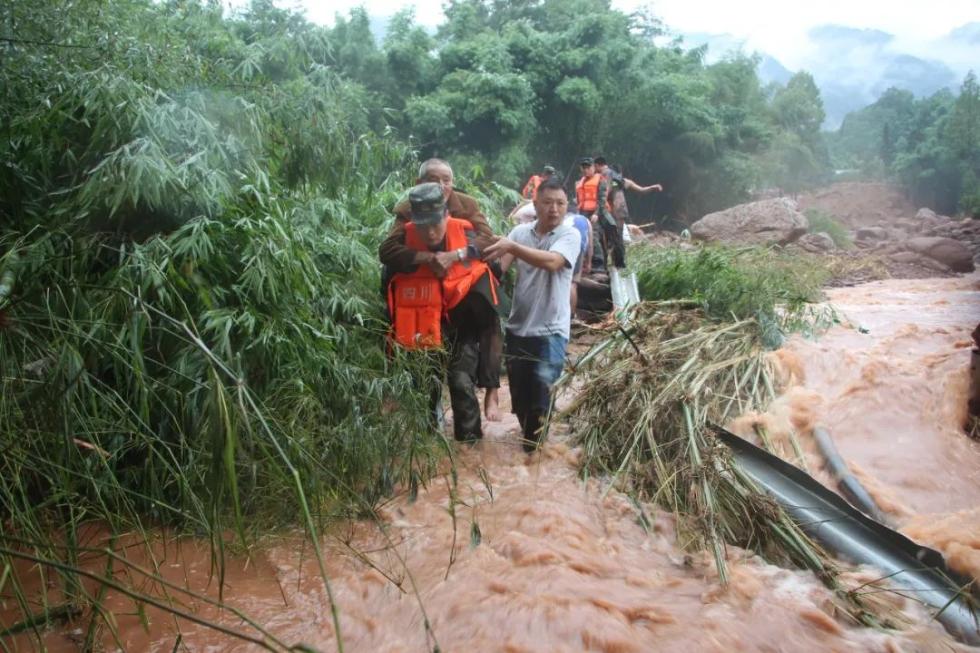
[{"xmin": 558, "ymin": 303, "xmax": 914, "ymax": 630}]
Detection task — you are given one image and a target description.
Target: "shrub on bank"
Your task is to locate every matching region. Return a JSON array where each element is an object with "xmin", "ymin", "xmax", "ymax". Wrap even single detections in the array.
[{"xmin": 805, "ymin": 208, "xmax": 853, "ymax": 248}]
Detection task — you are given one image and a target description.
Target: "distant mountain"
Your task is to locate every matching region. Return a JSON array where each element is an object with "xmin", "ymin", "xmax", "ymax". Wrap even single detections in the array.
[
  {"xmin": 677, "ymin": 22, "xmax": 977, "ymax": 129},
  {"xmin": 872, "ymin": 54, "xmax": 957, "ymax": 98},
  {"xmin": 807, "ymin": 25, "xmax": 961, "ymax": 126},
  {"xmin": 758, "ymin": 55, "xmax": 792, "ymax": 86},
  {"xmin": 808, "ymin": 24, "xmax": 894, "ymax": 47},
  {"xmin": 948, "ymin": 22, "xmax": 980, "ymax": 45}
]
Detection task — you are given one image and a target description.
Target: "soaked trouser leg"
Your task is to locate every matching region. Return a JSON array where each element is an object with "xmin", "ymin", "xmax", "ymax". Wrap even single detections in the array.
[
  {"xmin": 600, "ymin": 218, "xmax": 626, "ymax": 269},
  {"xmin": 505, "ymin": 332, "xmax": 568, "ymax": 452},
  {"xmin": 446, "ymin": 327, "xmax": 482, "ymax": 441},
  {"xmin": 476, "ymin": 321, "xmax": 502, "ymax": 390}
]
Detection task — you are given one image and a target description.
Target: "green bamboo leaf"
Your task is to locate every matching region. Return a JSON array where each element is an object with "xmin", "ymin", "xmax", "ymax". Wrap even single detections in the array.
[{"xmin": 469, "ymin": 519, "xmax": 481, "ymax": 549}]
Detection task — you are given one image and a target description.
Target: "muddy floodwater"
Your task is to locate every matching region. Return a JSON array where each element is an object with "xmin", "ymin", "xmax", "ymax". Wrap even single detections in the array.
[
  {"xmin": 5, "ymin": 275, "xmax": 980, "ymax": 652},
  {"xmin": 759, "ymin": 275, "xmax": 980, "ymax": 581}
]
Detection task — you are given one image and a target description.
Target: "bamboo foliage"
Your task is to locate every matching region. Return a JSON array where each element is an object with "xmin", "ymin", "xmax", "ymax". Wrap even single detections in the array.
[{"xmin": 0, "ymin": 2, "xmax": 453, "ymax": 644}]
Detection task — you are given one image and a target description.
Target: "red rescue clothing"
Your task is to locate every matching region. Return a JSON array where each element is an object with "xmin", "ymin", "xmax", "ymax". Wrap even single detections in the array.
[{"xmin": 387, "ymin": 217, "xmax": 498, "ymax": 350}]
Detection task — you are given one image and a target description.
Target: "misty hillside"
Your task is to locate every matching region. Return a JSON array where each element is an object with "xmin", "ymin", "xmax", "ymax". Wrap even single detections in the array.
[{"xmin": 681, "ymin": 22, "xmax": 978, "ymax": 129}]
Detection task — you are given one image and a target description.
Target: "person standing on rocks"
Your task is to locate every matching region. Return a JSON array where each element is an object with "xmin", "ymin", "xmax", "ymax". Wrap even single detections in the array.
[
  {"xmin": 576, "ymin": 157, "xmax": 623, "ymax": 269},
  {"xmin": 594, "ymin": 156, "xmax": 662, "ymax": 264}
]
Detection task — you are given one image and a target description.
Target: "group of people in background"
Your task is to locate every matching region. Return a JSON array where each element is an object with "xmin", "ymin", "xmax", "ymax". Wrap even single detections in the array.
[
  {"xmin": 523, "ymin": 157, "xmax": 663, "ymax": 271},
  {"xmin": 379, "ymin": 157, "xmax": 662, "ymax": 452}
]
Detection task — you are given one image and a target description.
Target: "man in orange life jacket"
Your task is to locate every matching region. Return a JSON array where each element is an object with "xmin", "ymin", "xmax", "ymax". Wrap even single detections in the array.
[
  {"xmin": 380, "ymin": 158, "xmax": 503, "ymax": 422},
  {"xmin": 383, "ymin": 182, "xmax": 502, "ymax": 442},
  {"xmin": 521, "ymin": 165, "xmax": 556, "ymax": 200},
  {"xmin": 575, "ymin": 156, "xmax": 621, "ymax": 270}
]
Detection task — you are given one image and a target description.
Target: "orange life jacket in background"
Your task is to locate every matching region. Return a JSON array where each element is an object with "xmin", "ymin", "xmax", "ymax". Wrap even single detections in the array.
[
  {"xmin": 387, "ymin": 217, "xmax": 497, "ymax": 350},
  {"xmin": 576, "ymin": 173, "xmax": 604, "ymax": 213},
  {"xmin": 522, "ymin": 174, "xmax": 543, "ymax": 200}
]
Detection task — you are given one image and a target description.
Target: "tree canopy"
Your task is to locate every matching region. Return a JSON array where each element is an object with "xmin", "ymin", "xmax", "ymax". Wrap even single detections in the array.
[
  {"xmin": 318, "ymin": 0, "xmax": 832, "ymax": 217},
  {"xmin": 829, "ymin": 72, "xmax": 980, "ymax": 216}
]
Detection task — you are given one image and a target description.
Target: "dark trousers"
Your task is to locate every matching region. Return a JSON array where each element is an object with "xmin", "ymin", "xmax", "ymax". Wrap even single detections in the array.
[
  {"xmin": 582, "ymin": 211, "xmax": 605, "ymax": 272},
  {"xmin": 437, "ymin": 279, "xmax": 504, "ymax": 441},
  {"xmin": 423, "ymin": 323, "xmax": 482, "ymax": 441},
  {"xmin": 505, "ymin": 332, "xmax": 568, "ymax": 451},
  {"xmin": 599, "ymin": 218, "xmax": 626, "ymax": 269}
]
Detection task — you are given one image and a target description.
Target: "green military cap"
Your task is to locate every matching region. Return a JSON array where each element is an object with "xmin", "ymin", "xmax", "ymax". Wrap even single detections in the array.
[
  {"xmin": 542, "ymin": 165, "xmax": 556, "ymax": 175},
  {"xmin": 408, "ymin": 182, "xmax": 448, "ymax": 225}
]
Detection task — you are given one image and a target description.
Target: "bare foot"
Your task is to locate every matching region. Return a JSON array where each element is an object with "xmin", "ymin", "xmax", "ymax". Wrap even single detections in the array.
[{"xmin": 484, "ymin": 388, "xmax": 502, "ymax": 422}]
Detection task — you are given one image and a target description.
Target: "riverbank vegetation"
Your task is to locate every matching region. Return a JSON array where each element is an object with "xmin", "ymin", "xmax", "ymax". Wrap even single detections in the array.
[
  {"xmin": 630, "ymin": 243, "xmax": 829, "ymax": 327},
  {"xmin": 828, "ymin": 74, "xmax": 980, "ymax": 217},
  {"xmin": 0, "ymin": 1, "xmax": 452, "ymax": 643}
]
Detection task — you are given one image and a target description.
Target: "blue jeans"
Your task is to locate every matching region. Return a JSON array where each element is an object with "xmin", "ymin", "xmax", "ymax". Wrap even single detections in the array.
[{"xmin": 505, "ymin": 332, "xmax": 567, "ymax": 449}]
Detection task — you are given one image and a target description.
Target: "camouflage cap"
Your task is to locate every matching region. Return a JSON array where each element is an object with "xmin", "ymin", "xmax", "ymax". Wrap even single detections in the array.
[
  {"xmin": 408, "ymin": 182, "xmax": 448, "ymax": 226},
  {"xmin": 542, "ymin": 165, "xmax": 556, "ymax": 175},
  {"xmin": 579, "ymin": 156, "xmax": 594, "ymax": 166}
]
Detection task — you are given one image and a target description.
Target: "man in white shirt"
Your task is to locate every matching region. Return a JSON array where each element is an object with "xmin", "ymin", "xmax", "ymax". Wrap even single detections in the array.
[{"xmin": 483, "ymin": 178, "xmax": 581, "ymax": 451}]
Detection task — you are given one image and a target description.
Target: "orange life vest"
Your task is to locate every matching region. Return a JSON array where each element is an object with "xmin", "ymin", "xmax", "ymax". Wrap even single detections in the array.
[
  {"xmin": 522, "ymin": 175, "xmax": 543, "ymax": 200},
  {"xmin": 387, "ymin": 217, "xmax": 497, "ymax": 350},
  {"xmin": 576, "ymin": 173, "xmax": 610, "ymax": 214}
]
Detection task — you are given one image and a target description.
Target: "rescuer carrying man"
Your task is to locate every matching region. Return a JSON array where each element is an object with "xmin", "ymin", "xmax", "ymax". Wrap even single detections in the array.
[{"xmin": 384, "ymin": 182, "xmax": 503, "ymax": 442}]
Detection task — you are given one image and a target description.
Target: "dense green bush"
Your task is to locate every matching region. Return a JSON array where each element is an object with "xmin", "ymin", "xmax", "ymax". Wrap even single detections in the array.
[
  {"xmin": 805, "ymin": 208, "xmax": 853, "ymax": 248},
  {"xmin": 0, "ymin": 0, "xmax": 448, "ymax": 553},
  {"xmin": 630, "ymin": 243, "xmax": 830, "ymax": 344}
]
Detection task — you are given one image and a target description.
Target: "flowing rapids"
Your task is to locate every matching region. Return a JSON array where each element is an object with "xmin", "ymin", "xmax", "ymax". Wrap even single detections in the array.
[
  {"xmin": 745, "ymin": 275, "xmax": 980, "ymax": 582},
  {"xmin": 5, "ymin": 276, "xmax": 979, "ymax": 652}
]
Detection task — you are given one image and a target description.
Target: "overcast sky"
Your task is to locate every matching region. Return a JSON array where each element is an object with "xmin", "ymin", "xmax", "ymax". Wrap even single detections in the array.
[{"xmin": 247, "ymin": 0, "xmax": 979, "ymax": 70}]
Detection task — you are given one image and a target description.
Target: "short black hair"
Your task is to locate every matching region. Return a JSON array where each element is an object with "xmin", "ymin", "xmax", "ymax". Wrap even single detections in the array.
[
  {"xmin": 594, "ymin": 156, "xmax": 607, "ymax": 165},
  {"xmin": 536, "ymin": 177, "xmax": 566, "ymax": 195}
]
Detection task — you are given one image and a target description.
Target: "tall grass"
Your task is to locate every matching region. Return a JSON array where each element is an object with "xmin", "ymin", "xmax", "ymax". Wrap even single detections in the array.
[
  {"xmin": 805, "ymin": 208, "xmax": 854, "ymax": 249},
  {"xmin": 0, "ymin": 175, "xmax": 449, "ymax": 648},
  {"xmin": 629, "ymin": 243, "xmax": 834, "ymax": 346},
  {"xmin": 0, "ymin": 1, "xmax": 454, "ymax": 647}
]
